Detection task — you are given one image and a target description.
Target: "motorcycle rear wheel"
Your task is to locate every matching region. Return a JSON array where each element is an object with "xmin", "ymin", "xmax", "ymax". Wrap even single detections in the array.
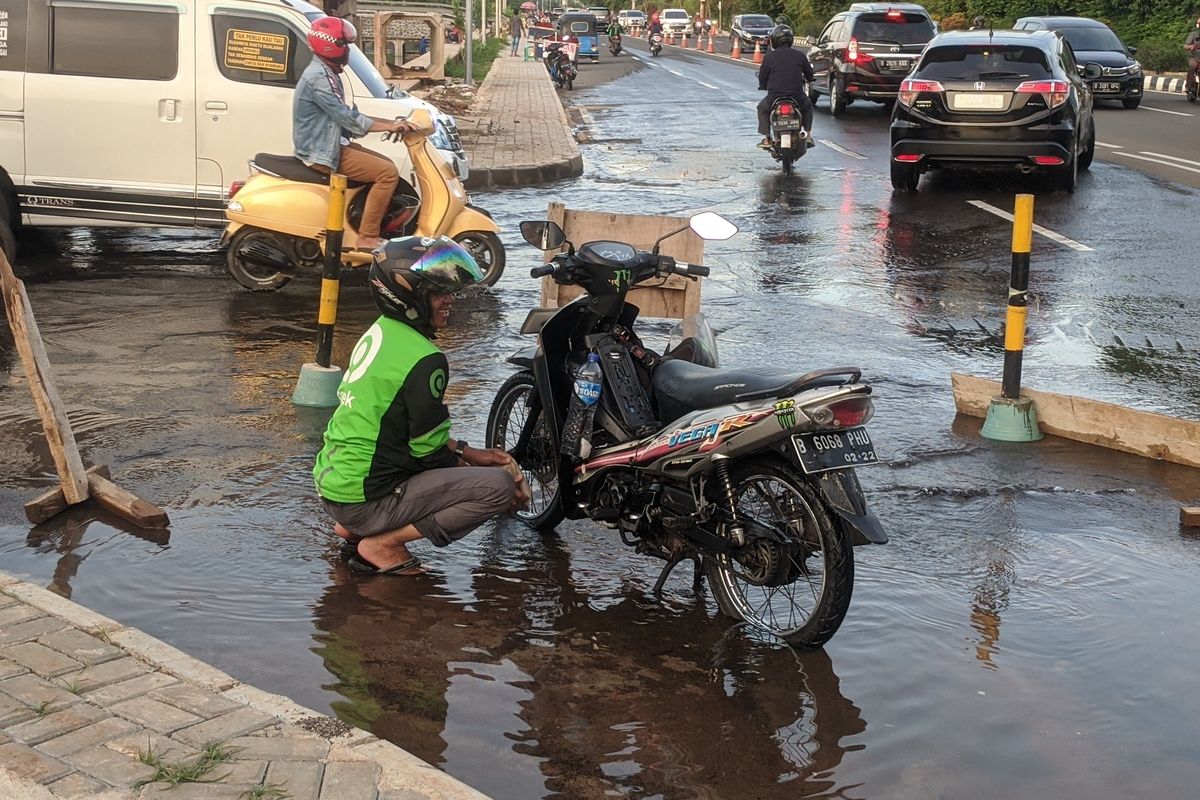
[
  {"xmin": 453, "ymin": 231, "xmax": 506, "ymax": 287},
  {"xmin": 705, "ymin": 457, "xmax": 854, "ymax": 649},
  {"xmin": 486, "ymin": 371, "xmax": 564, "ymax": 531},
  {"xmin": 781, "ymin": 153, "xmax": 793, "ymax": 175},
  {"xmin": 226, "ymin": 226, "xmax": 294, "ymax": 291}
]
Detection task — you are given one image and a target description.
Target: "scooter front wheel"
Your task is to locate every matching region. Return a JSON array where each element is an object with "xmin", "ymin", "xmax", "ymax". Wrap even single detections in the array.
[
  {"xmin": 226, "ymin": 226, "xmax": 295, "ymax": 291},
  {"xmin": 454, "ymin": 231, "xmax": 506, "ymax": 287}
]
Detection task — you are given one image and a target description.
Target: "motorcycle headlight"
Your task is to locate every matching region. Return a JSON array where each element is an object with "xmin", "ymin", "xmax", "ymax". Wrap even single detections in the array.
[{"xmin": 226, "ymin": 200, "xmax": 243, "ymax": 213}]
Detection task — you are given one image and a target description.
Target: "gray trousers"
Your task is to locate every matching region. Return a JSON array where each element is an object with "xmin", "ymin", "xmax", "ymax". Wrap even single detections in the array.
[{"xmin": 323, "ymin": 467, "xmax": 515, "ymax": 547}]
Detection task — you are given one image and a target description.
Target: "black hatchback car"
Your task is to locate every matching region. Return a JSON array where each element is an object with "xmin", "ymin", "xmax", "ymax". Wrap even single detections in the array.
[
  {"xmin": 1014, "ymin": 16, "xmax": 1143, "ymax": 108},
  {"xmin": 889, "ymin": 29, "xmax": 1097, "ymax": 193},
  {"xmin": 807, "ymin": 3, "xmax": 937, "ymax": 115}
]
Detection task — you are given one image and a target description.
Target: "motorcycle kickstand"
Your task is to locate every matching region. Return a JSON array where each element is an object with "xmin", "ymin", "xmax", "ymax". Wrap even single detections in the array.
[{"xmin": 652, "ymin": 552, "xmax": 705, "ymax": 598}]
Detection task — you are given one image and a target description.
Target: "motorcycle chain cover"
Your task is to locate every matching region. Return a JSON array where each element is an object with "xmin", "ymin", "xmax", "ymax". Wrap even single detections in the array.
[{"xmin": 597, "ymin": 344, "xmax": 658, "ymax": 436}]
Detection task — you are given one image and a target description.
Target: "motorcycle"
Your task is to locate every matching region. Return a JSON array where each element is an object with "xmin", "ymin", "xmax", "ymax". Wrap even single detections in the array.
[
  {"xmin": 1188, "ymin": 43, "xmax": 1198, "ymax": 103},
  {"xmin": 485, "ymin": 212, "xmax": 887, "ymax": 648},
  {"xmin": 609, "ymin": 33, "xmax": 623, "ymax": 56},
  {"xmin": 768, "ymin": 98, "xmax": 811, "ymax": 175},
  {"xmin": 544, "ymin": 40, "xmax": 577, "ymax": 90},
  {"xmin": 649, "ymin": 32, "xmax": 663, "ymax": 56},
  {"xmin": 222, "ymin": 108, "xmax": 503, "ymax": 291}
]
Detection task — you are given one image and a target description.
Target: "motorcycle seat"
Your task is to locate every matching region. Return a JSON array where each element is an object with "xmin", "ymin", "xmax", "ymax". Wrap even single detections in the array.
[
  {"xmin": 652, "ymin": 358, "xmax": 859, "ymax": 422},
  {"xmin": 251, "ymin": 154, "xmax": 366, "ymax": 188}
]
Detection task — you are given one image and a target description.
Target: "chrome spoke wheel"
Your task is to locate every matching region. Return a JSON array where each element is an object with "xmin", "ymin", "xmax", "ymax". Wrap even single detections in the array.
[{"xmin": 486, "ymin": 373, "xmax": 562, "ymax": 529}]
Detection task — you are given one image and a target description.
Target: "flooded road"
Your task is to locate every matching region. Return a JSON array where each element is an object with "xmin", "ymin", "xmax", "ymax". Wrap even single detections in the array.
[{"xmin": 4, "ymin": 54, "xmax": 1200, "ymax": 799}]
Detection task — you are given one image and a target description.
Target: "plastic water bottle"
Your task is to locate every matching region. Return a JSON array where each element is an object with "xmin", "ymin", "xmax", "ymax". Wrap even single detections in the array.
[{"xmin": 561, "ymin": 353, "xmax": 603, "ymax": 459}]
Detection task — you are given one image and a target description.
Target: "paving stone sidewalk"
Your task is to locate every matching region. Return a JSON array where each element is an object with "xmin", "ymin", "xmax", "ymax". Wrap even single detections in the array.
[
  {"xmin": 459, "ymin": 51, "xmax": 583, "ymax": 189},
  {"xmin": 0, "ymin": 572, "xmax": 490, "ymax": 800}
]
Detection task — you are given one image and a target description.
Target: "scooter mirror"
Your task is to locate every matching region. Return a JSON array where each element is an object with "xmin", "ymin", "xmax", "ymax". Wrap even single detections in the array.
[
  {"xmin": 688, "ymin": 212, "xmax": 738, "ymax": 241},
  {"xmin": 520, "ymin": 220, "xmax": 567, "ymax": 250}
]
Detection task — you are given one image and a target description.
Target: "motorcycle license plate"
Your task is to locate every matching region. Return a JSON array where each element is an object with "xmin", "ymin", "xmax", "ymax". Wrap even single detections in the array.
[
  {"xmin": 792, "ymin": 427, "xmax": 878, "ymax": 474},
  {"xmin": 1093, "ymin": 81, "xmax": 1121, "ymax": 93}
]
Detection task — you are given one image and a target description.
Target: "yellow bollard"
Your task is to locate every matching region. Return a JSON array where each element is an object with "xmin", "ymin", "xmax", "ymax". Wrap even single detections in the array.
[{"xmin": 292, "ymin": 174, "xmax": 347, "ymax": 407}]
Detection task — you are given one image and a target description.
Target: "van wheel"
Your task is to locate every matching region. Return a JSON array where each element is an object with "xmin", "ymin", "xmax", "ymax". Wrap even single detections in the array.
[
  {"xmin": 1122, "ymin": 97, "xmax": 1141, "ymax": 109},
  {"xmin": 1052, "ymin": 153, "xmax": 1078, "ymax": 194},
  {"xmin": 1078, "ymin": 125, "xmax": 1095, "ymax": 171},
  {"xmin": 0, "ymin": 218, "xmax": 16, "ymax": 266},
  {"xmin": 453, "ymin": 231, "xmax": 506, "ymax": 287},
  {"xmin": 226, "ymin": 227, "xmax": 295, "ymax": 291},
  {"xmin": 828, "ymin": 76, "xmax": 845, "ymax": 117}
]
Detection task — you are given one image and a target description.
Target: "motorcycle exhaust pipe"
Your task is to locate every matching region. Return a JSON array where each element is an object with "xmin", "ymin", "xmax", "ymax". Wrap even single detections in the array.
[{"xmin": 236, "ymin": 238, "xmax": 295, "ymax": 272}]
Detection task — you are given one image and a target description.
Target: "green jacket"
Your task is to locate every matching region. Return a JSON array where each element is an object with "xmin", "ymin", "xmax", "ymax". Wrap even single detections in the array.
[{"xmin": 313, "ymin": 316, "xmax": 457, "ymax": 503}]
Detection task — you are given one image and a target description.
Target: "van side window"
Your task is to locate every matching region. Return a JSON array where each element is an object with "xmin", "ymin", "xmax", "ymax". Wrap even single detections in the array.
[
  {"xmin": 51, "ymin": 5, "xmax": 179, "ymax": 80},
  {"xmin": 212, "ymin": 14, "xmax": 310, "ymax": 87}
]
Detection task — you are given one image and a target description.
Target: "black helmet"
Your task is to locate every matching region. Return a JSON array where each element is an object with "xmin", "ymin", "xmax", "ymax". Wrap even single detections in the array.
[
  {"xmin": 368, "ymin": 236, "xmax": 483, "ymax": 336},
  {"xmin": 770, "ymin": 24, "xmax": 793, "ymax": 49},
  {"xmin": 972, "ymin": 16, "xmax": 987, "ymax": 28}
]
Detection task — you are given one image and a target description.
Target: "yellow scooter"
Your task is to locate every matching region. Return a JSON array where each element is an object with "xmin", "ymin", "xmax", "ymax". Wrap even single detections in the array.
[{"xmin": 221, "ymin": 109, "xmax": 503, "ymax": 291}]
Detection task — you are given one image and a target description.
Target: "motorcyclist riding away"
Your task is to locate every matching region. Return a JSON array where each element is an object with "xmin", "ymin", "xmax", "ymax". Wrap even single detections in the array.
[
  {"xmin": 1186, "ymin": 17, "xmax": 1200, "ymax": 98},
  {"xmin": 756, "ymin": 25, "xmax": 815, "ymax": 150},
  {"xmin": 293, "ymin": 16, "xmax": 416, "ymax": 252}
]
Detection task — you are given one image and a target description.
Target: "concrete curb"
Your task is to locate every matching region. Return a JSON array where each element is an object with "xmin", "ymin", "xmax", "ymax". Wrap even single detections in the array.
[
  {"xmin": 1144, "ymin": 74, "xmax": 1188, "ymax": 94},
  {"xmin": 0, "ymin": 570, "xmax": 492, "ymax": 800}
]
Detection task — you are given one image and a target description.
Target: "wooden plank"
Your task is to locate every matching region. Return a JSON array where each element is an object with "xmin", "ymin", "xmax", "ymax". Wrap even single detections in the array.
[
  {"xmin": 537, "ymin": 205, "xmax": 703, "ymax": 319},
  {"xmin": 1181, "ymin": 507, "xmax": 1200, "ymax": 528},
  {"xmin": 952, "ymin": 372, "xmax": 1200, "ymax": 468},
  {"xmin": 0, "ymin": 251, "xmax": 90, "ymax": 504},
  {"xmin": 24, "ymin": 465, "xmax": 112, "ymax": 525},
  {"xmin": 88, "ymin": 472, "xmax": 171, "ymax": 529}
]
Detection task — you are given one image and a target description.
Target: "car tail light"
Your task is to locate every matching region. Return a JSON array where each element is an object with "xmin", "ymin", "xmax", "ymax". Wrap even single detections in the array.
[
  {"xmin": 814, "ymin": 396, "xmax": 874, "ymax": 428},
  {"xmin": 898, "ymin": 78, "xmax": 943, "ymax": 106},
  {"xmin": 778, "ymin": 103, "xmax": 793, "ymax": 115},
  {"xmin": 894, "ymin": 154, "xmax": 922, "ymax": 162},
  {"xmin": 1030, "ymin": 155, "xmax": 1064, "ymax": 166},
  {"xmin": 229, "ymin": 181, "xmax": 245, "ymax": 198},
  {"xmin": 1016, "ymin": 80, "xmax": 1069, "ymax": 108},
  {"xmin": 845, "ymin": 37, "xmax": 873, "ymax": 64}
]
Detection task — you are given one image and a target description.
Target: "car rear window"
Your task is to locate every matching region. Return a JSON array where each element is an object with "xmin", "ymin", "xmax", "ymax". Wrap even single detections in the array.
[
  {"xmin": 742, "ymin": 16, "xmax": 773, "ymax": 27},
  {"xmin": 916, "ymin": 45, "xmax": 1053, "ymax": 80},
  {"xmin": 852, "ymin": 13, "xmax": 934, "ymax": 45}
]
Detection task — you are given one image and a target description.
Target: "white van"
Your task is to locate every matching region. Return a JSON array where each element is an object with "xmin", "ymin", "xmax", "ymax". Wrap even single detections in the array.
[{"xmin": 0, "ymin": 0, "xmax": 466, "ymax": 251}]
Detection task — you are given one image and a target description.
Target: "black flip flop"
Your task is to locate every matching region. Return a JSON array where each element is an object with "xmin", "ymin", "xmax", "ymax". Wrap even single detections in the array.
[
  {"xmin": 337, "ymin": 538, "xmax": 360, "ymax": 560},
  {"xmin": 347, "ymin": 554, "xmax": 424, "ymax": 576}
]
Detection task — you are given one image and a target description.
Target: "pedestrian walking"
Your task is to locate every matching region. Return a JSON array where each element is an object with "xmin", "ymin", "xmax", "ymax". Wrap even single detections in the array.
[{"xmin": 510, "ymin": 10, "xmax": 524, "ymax": 56}]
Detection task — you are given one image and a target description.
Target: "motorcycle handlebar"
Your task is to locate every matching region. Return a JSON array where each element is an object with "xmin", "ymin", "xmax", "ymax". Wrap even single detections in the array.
[
  {"xmin": 672, "ymin": 261, "xmax": 710, "ymax": 278},
  {"xmin": 530, "ymin": 264, "xmax": 556, "ymax": 278}
]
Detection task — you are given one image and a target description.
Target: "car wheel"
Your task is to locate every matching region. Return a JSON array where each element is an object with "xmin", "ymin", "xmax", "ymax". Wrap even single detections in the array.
[
  {"xmin": 808, "ymin": 83, "xmax": 821, "ymax": 104},
  {"xmin": 829, "ymin": 75, "xmax": 845, "ymax": 116},
  {"xmin": 1053, "ymin": 152, "xmax": 1078, "ymax": 194},
  {"xmin": 1079, "ymin": 124, "xmax": 1095, "ymax": 171},
  {"xmin": 890, "ymin": 160, "xmax": 919, "ymax": 192},
  {"xmin": 1122, "ymin": 97, "xmax": 1141, "ymax": 109}
]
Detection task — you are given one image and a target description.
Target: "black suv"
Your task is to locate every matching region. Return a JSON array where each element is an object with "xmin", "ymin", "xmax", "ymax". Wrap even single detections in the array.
[
  {"xmin": 730, "ymin": 14, "xmax": 775, "ymax": 54},
  {"xmin": 808, "ymin": 3, "xmax": 937, "ymax": 115},
  {"xmin": 1014, "ymin": 16, "xmax": 1143, "ymax": 108},
  {"xmin": 889, "ymin": 30, "xmax": 1097, "ymax": 193}
]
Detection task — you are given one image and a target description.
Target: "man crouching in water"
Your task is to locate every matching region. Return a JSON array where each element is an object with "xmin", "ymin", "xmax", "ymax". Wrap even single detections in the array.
[{"xmin": 314, "ymin": 236, "xmax": 527, "ymax": 575}]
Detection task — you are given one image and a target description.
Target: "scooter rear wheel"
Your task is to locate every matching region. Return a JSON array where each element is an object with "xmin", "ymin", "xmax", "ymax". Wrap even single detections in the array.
[
  {"xmin": 454, "ymin": 231, "xmax": 506, "ymax": 287},
  {"xmin": 226, "ymin": 226, "xmax": 294, "ymax": 291}
]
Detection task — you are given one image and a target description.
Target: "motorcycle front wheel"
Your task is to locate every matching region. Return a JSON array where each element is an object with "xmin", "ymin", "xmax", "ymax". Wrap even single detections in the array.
[
  {"xmin": 453, "ymin": 231, "xmax": 506, "ymax": 286},
  {"xmin": 225, "ymin": 226, "xmax": 295, "ymax": 291},
  {"xmin": 486, "ymin": 371, "xmax": 564, "ymax": 531},
  {"xmin": 705, "ymin": 456, "xmax": 854, "ymax": 649}
]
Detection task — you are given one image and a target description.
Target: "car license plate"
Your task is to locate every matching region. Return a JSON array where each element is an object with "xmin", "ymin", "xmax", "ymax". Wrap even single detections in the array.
[
  {"xmin": 950, "ymin": 92, "xmax": 1008, "ymax": 110},
  {"xmin": 791, "ymin": 427, "xmax": 878, "ymax": 474},
  {"xmin": 1093, "ymin": 81, "xmax": 1121, "ymax": 93},
  {"xmin": 881, "ymin": 59, "xmax": 910, "ymax": 71}
]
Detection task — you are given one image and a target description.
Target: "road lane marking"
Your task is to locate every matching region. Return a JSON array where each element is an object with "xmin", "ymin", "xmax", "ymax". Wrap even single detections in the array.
[
  {"xmin": 665, "ymin": 67, "xmax": 684, "ymax": 77},
  {"xmin": 1114, "ymin": 152, "xmax": 1200, "ymax": 175},
  {"xmin": 1140, "ymin": 105, "xmax": 1194, "ymax": 117},
  {"xmin": 1096, "ymin": 141, "xmax": 1122, "ymax": 149},
  {"xmin": 1140, "ymin": 151, "xmax": 1200, "ymax": 168},
  {"xmin": 698, "ymin": 81, "xmax": 720, "ymax": 90},
  {"xmin": 818, "ymin": 140, "xmax": 868, "ymax": 160},
  {"xmin": 967, "ymin": 200, "xmax": 1094, "ymax": 253}
]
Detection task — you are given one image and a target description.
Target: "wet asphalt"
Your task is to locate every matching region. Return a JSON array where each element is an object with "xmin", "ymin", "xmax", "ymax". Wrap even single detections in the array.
[{"xmin": 2, "ymin": 45, "xmax": 1200, "ymax": 800}]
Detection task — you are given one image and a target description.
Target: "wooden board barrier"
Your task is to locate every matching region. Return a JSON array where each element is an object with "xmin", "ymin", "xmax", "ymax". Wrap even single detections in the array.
[
  {"xmin": 952, "ymin": 372, "xmax": 1200, "ymax": 468},
  {"xmin": 539, "ymin": 203, "xmax": 703, "ymax": 319}
]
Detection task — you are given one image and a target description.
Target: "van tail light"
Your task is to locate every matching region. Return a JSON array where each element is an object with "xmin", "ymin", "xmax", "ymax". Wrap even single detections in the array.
[
  {"xmin": 811, "ymin": 396, "xmax": 875, "ymax": 428},
  {"xmin": 229, "ymin": 181, "xmax": 245, "ymax": 198},
  {"xmin": 898, "ymin": 78, "xmax": 943, "ymax": 106},
  {"xmin": 845, "ymin": 37, "xmax": 873, "ymax": 64},
  {"xmin": 1030, "ymin": 155, "xmax": 1064, "ymax": 166},
  {"xmin": 1016, "ymin": 79, "xmax": 1069, "ymax": 108},
  {"xmin": 778, "ymin": 103, "xmax": 794, "ymax": 116}
]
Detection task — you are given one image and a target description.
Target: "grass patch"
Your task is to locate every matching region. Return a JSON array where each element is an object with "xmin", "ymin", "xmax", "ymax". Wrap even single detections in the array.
[
  {"xmin": 34, "ymin": 700, "xmax": 52, "ymax": 717},
  {"xmin": 61, "ymin": 670, "xmax": 86, "ymax": 695},
  {"xmin": 444, "ymin": 38, "xmax": 504, "ymax": 83},
  {"xmin": 135, "ymin": 740, "xmax": 240, "ymax": 788},
  {"xmin": 241, "ymin": 783, "xmax": 291, "ymax": 800}
]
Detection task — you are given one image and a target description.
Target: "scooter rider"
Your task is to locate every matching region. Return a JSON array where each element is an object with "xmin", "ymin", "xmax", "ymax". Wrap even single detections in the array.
[
  {"xmin": 294, "ymin": 16, "xmax": 416, "ymax": 252},
  {"xmin": 606, "ymin": 16, "xmax": 624, "ymax": 38},
  {"xmin": 1187, "ymin": 17, "xmax": 1200, "ymax": 98},
  {"xmin": 315, "ymin": 236, "xmax": 527, "ymax": 576},
  {"xmin": 756, "ymin": 25, "xmax": 815, "ymax": 150},
  {"xmin": 647, "ymin": 13, "xmax": 663, "ymax": 39}
]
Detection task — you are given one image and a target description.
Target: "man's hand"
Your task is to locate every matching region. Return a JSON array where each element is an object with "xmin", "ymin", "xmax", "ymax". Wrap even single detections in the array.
[{"xmin": 462, "ymin": 446, "xmax": 514, "ymax": 467}]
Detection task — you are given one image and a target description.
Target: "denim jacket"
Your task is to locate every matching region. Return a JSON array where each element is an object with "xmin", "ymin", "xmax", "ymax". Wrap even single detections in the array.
[{"xmin": 293, "ymin": 60, "xmax": 373, "ymax": 170}]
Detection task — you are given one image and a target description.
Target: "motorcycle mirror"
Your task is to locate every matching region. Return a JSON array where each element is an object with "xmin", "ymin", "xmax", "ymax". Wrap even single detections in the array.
[
  {"xmin": 520, "ymin": 220, "xmax": 567, "ymax": 250},
  {"xmin": 689, "ymin": 212, "xmax": 738, "ymax": 241}
]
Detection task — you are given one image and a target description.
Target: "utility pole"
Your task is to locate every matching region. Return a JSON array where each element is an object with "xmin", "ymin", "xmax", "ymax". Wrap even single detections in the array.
[{"xmin": 465, "ymin": 0, "xmax": 474, "ymax": 85}]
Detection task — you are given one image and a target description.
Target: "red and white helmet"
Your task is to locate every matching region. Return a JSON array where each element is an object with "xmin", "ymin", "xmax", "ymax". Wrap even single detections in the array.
[{"xmin": 308, "ymin": 15, "xmax": 357, "ymax": 65}]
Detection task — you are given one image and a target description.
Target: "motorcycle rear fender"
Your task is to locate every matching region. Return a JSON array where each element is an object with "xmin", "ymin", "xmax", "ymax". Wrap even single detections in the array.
[
  {"xmin": 226, "ymin": 174, "xmax": 331, "ymax": 239},
  {"xmin": 507, "ymin": 346, "xmax": 537, "ymax": 369},
  {"xmin": 816, "ymin": 469, "xmax": 888, "ymax": 546},
  {"xmin": 444, "ymin": 206, "xmax": 501, "ymax": 238}
]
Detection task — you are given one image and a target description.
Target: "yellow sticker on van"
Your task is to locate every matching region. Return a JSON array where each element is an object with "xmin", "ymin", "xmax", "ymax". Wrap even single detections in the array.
[{"xmin": 224, "ymin": 29, "xmax": 290, "ymax": 74}]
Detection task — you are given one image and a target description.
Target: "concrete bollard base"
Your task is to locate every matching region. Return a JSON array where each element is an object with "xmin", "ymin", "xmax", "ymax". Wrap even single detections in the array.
[
  {"xmin": 292, "ymin": 363, "xmax": 343, "ymax": 408},
  {"xmin": 981, "ymin": 394, "xmax": 1043, "ymax": 442}
]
